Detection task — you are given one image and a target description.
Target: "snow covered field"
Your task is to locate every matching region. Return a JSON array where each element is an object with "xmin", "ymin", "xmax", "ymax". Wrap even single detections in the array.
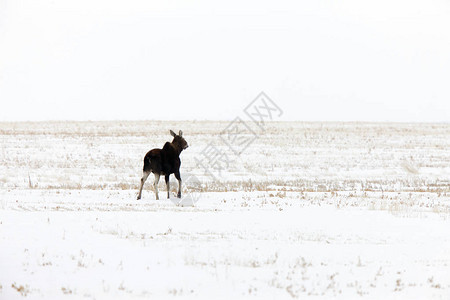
[{"xmin": 0, "ymin": 121, "xmax": 449, "ymax": 299}]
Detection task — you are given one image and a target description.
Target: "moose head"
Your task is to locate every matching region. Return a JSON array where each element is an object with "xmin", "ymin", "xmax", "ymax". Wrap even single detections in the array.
[{"xmin": 170, "ymin": 129, "xmax": 189, "ymax": 152}]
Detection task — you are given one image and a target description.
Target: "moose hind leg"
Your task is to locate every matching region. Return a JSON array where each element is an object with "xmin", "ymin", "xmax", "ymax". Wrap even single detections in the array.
[
  {"xmin": 137, "ymin": 171, "xmax": 150, "ymax": 200},
  {"xmin": 165, "ymin": 175, "xmax": 170, "ymax": 199},
  {"xmin": 153, "ymin": 174, "xmax": 160, "ymax": 200},
  {"xmin": 175, "ymin": 171, "xmax": 182, "ymax": 198}
]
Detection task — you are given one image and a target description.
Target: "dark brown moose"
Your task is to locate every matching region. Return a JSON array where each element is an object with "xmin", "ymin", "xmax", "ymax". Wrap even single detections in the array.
[{"xmin": 137, "ymin": 130, "xmax": 188, "ymax": 200}]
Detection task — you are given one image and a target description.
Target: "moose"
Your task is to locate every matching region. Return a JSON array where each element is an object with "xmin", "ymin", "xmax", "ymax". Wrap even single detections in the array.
[{"xmin": 137, "ymin": 130, "xmax": 189, "ymax": 200}]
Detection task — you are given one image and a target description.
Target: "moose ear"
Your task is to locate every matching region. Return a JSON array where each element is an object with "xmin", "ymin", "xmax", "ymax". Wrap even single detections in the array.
[
  {"xmin": 179, "ymin": 130, "xmax": 183, "ymax": 137},
  {"xmin": 170, "ymin": 130, "xmax": 176, "ymax": 137}
]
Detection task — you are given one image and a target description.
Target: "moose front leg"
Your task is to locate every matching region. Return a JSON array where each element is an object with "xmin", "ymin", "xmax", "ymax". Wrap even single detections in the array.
[
  {"xmin": 165, "ymin": 175, "xmax": 170, "ymax": 199},
  {"xmin": 174, "ymin": 171, "xmax": 182, "ymax": 198}
]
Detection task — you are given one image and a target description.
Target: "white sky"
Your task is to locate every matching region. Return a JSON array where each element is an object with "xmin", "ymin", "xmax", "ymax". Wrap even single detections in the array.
[{"xmin": 0, "ymin": 0, "xmax": 449, "ymax": 122}]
